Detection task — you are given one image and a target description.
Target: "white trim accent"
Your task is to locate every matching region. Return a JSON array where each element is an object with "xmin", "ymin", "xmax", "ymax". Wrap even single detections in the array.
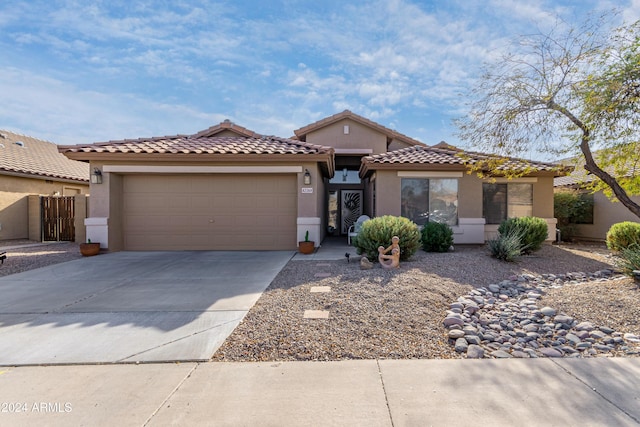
[
  {"xmin": 103, "ymin": 165, "xmax": 303, "ymax": 174},
  {"xmin": 334, "ymin": 148, "xmax": 373, "ymax": 154},
  {"xmin": 452, "ymin": 217, "xmax": 486, "ymax": 244},
  {"xmin": 297, "ymin": 217, "xmax": 321, "ymax": 247},
  {"xmin": 84, "ymin": 217, "xmax": 108, "ymax": 248},
  {"xmin": 487, "ymin": 177, "xmax": 538, "ymax": 183},
  {"xmin": 397, "ymin": 171, "xmax": 464, "ymax": 178}
]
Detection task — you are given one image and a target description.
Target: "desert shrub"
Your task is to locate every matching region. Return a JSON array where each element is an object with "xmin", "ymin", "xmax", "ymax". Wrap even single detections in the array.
[
  {"xmin": 616, "ymin": 244, "xmax": 640, "ymax": 276},
  {"xmin": 421, "ymin": 222, "xmax": 453, "ymax": 252},
  {"xmin": 498, "ymin": 217, "xmax": 548, "ymax": 254},
  {"xmin": 487, "ymin": 229, "xmax": 526, "ymax": 262},
  {"xmin": 354, "ymin": 215, "xmax": 420, "ymax": 261},
  {"xmin": 606, "ymin": 222, "xmax": 640, "ymax": 252}
]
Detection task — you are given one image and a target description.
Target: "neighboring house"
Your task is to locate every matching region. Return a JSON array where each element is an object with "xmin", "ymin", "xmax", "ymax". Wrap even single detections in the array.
[
  {"xmin": 0, "ymin": 130, "xmax": 90, "ymax": 241},
  {"xmin": 59, "ymin": 111, "xmax": 566, "ymax": 251},
  {"xmin": 554, "ymin": 163, "xmax": 640, "ymax": 241}
]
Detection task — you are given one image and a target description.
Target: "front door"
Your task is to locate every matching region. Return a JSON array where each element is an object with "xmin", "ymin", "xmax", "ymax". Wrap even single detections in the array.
[{"xmin": 341, "ymin": 190, "xmax": 363, "ymax": 234}]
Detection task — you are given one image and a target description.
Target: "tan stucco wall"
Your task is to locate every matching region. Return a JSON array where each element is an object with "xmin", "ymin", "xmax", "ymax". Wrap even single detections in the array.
[
  {"xmin": 574, "ymin": 192, "xmax": 640, "ymax": 241},
  {"xmin": 306, "ymin": 119, "xmax": 387, "ymax": 154},
  {"xmin": 0, "ymin": 174, "xmax": 88, "ymax": 240},
  {"xmin": 388, "ymin": 137, "xmax": 418, "ymax": 151},
  {"xmin": 532, "ymin": 176, "xmax": 555, "ymax": 218},
  {"xmin": 459, "ymin": 175, "xmax": 483, "ymax": 218},
  {"xmin": 373, "ymin": 170, "xmax": 402, "ymax": 216},
  {"xmin": 74, "ymin": 195, "xmax": 88, "ymax": 244},
  {"xmin": 108, "ymin": 173, "xmax": 124, "ymax": 251}
]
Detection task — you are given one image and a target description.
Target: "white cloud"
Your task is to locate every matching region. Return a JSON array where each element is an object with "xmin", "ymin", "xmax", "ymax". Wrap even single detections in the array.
[
  {"xmin": 0, "ymin": 67, "xmax": 214, "ymax": 144},
  {"xmin": 0, "ymin": 0, "xmax": 630, "ymax": 151}
]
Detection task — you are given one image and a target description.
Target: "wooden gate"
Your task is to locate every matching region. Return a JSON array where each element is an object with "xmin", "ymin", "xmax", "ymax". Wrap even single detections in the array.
[{"xmin": 41, "ymin": 196, "xmax": 75, "ymax": 241}]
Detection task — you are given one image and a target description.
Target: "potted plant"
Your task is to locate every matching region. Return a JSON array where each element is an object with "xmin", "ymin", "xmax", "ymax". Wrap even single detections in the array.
[
  {"xmin": 298, "ymin": 231, "xmax": 315, "ymax": 254},
  {"xmin": 79, "ymin": 239, "xmax": 100, "ymax": 256}
]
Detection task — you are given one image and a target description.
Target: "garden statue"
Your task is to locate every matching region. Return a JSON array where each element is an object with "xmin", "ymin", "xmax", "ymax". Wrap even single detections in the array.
[{"xmin": 378, "ymin": 235, "xmax": 400, "ymax": 269}]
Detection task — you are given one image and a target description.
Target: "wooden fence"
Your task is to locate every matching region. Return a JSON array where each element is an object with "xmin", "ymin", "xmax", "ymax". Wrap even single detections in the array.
[{"xmin": 40, "ymin": 196, "xmax": 75, "ymax": 241}]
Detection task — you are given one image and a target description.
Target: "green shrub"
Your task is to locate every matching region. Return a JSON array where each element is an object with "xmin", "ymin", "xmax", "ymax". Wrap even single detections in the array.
[
  {"xmin": 354, "ymin": 215, "xmax": 420, "ymax": 262},
  {"xmin": 616, "ymin": 243, "xmax": 640, "ymax": 276},
  {"xmin": 498, "ymin": 217, "xmax": 548, "ymax": 254},
  {"xmin": 554, "ymin": 190, "xmax": 594, "ymax": 241},
  {"xmin": 606, "ymin": 222, "xmax": 640, "ymax": 251},
  {"xmin": 421, "ymin": 222, "xmax": 454, "ymax": 252},
  {"xmin": 487, "ymin": 229, "xmax": 526, "ymax": 262}
]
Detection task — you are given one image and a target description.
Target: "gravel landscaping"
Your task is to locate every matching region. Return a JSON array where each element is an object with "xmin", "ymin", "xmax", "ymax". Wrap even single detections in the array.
[
  {"xmin": 1, "ymin": 240, "xmax": 638, "ymax": 361},
  {"xmin": 212, "ymin": 243, "xmax": 640, "ymax": 361},
  {"xmin": 0, "ymin": 241, "xmax": 82, "ymax": 277}
]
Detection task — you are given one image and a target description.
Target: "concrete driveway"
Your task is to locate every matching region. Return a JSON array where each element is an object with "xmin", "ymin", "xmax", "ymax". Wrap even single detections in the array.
[{"xmin": 0, "ymin": 251, "xmax": 293, "ymax": 365}]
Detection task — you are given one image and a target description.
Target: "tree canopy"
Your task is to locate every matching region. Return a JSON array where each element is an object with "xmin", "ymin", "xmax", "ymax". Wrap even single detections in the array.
[{"xmin": 456, "ymin": 14, "xmax": 640, "ymax": 218}]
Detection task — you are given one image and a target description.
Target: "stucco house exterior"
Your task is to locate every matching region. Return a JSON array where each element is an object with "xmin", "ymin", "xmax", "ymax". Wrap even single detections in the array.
[
  {"xmin": 0, "ymin": 130, "xmax": 89, "ymax": 241},
  {"xmin": 59, "ymin": 111, "xmax": 565, "ymax": 251},
  {"xmin": 554, "ymin": 166, "xmax": 640, "ymax": 241}
]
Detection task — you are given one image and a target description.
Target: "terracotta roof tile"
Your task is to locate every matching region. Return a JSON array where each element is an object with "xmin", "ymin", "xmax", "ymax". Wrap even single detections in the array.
[
  {"xmin": 59, "ymin": 133, "xmax": 333, "ymax": 157},
  {"xmin": 362, "ymin": 145, "xmax": 566, "ymax": 174},
  {"xmin": 192, "ymin": 119, "xmax": 260, "ymax": 138},
  {"xmin": 554, "ymin": 151, "xmax": 639, "ymax": 187},
  {"xmin": 0, "ymin": 130, "xmax": 89, "ymax": 182}
]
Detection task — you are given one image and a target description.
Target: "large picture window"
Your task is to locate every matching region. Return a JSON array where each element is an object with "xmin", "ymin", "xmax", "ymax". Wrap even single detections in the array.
[
  {"xmin": 401, "ymin": 178, "xmax": 458, "ymax": 226},
  {"xmin": 483, "ymin": 183, "xmax": 533, "ymax": 224}
]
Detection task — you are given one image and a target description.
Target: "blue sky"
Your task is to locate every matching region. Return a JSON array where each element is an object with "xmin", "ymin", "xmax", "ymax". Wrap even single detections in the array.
[{"xmin": 1, "ymin": 0, "xmax": 638, "ymax": 153}]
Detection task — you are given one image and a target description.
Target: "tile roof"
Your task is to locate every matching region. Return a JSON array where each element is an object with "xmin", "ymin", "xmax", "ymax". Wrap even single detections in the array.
[
  {"xmin": 554, "ymin": 152, "xmax": 639, "ymax": 187},
  {"xmin": 191, "ymin": 119, "xmax": 260, "ymax": 138},
  {"xmin": 361, "ymin": 145, "xmax": 568, "ymax": 175},
  {"xmin": 0, "ymin": 130, "xmax": 89, "ymax": 182},
  {"xmin": 58, "ymin": 134, "xmax": 334, "ymax": 156},
  {"xmin": 293, "ymin": 110, "xmax": 425, "ymax": 146}
]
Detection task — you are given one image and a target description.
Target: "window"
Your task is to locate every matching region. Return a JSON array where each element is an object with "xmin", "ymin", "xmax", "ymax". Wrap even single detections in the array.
[
  {"xmin": 401, "ymin": 178, "xmax": 458, "ymax": 226},
  {"xmin": 329, "ymin": 168, "xmax": 361, "ymax": 184},
  {"xmin": 483, "ymin": 183, "xmax": 533, "ymax": 224}
]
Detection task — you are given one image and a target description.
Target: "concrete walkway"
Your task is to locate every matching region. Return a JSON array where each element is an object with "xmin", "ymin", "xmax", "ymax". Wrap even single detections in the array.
[
  {"xmin": 0, "ymin": 250, "xmax": 293, "ymax": 365},
  {"xmin": 0, "ymin": 358, "xmax": 638, "ymax": 426}
]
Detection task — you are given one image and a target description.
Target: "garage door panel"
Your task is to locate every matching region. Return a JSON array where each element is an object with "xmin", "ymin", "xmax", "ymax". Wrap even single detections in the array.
[
  {"xmin": 123, "ymin": 174, "xmax": 297, "ymax": 250},
  {"xmin": 191, "ymin": 196, "xmax": 214, "ymax": 210},
  {"xmin": 124, "ymin": 195, "xmax": 168, "ymax": 214},
  {"xmin": 126, "ymin": 215, "xmax": 173, "ymax": 230}
]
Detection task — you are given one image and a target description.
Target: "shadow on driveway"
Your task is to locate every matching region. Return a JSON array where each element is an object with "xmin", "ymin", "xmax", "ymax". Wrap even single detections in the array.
[{"xmin": 0, "ymin": 251, "xmax": 293, "ymax": 365}]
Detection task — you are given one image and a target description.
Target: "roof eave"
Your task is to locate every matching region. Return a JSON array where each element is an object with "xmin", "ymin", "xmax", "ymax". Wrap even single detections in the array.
[
  {"xmin": 0, "ymin": 169, "xmax": 89, "ymax": 184},
  {"xmin": 60, "ymin": 151, "xmax": 336, "ymax": 178}
]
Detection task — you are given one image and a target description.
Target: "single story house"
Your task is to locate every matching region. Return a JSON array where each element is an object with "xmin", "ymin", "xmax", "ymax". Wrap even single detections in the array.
[
  {"xmin": 554, "ymin": 162, "xmax": 640, "ymax": 241},
  {"xmin": 0, "ymin": 130, "xmax": 89, "ymax": 241},
  {"xmin": 59, "ymin": 111, "xmax": 566, "ymax": 251}
]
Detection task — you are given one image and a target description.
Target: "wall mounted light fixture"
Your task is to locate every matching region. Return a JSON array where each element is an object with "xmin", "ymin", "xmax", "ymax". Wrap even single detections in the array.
[
  {"xmin": 91, "ymin": 168, "xmax": 103, "ymax": 184},
  {"xmin": 303, "ymin": 169, "xmax": 311, "ymax": 185}
]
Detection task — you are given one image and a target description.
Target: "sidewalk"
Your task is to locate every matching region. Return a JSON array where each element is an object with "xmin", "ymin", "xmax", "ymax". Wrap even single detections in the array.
[{"xmin": 0, "ymin": 358, "xmax": 638, "ymax": 426}]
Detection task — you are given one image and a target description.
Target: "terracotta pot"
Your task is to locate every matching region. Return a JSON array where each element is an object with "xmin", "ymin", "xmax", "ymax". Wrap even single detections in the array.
[
  {"xmin": 298, "ymin": 241, "xmax": 315, "ymax": 254},
  {"xmin": 79, "ymin": 242, "xmax": 100, "ymax": 256}
]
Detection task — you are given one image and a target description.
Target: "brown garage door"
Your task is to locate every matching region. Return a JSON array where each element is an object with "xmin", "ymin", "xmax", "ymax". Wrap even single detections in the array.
[{"xmin": 122, "ymin": 174, "xmax": 297, "ymax": 250}]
